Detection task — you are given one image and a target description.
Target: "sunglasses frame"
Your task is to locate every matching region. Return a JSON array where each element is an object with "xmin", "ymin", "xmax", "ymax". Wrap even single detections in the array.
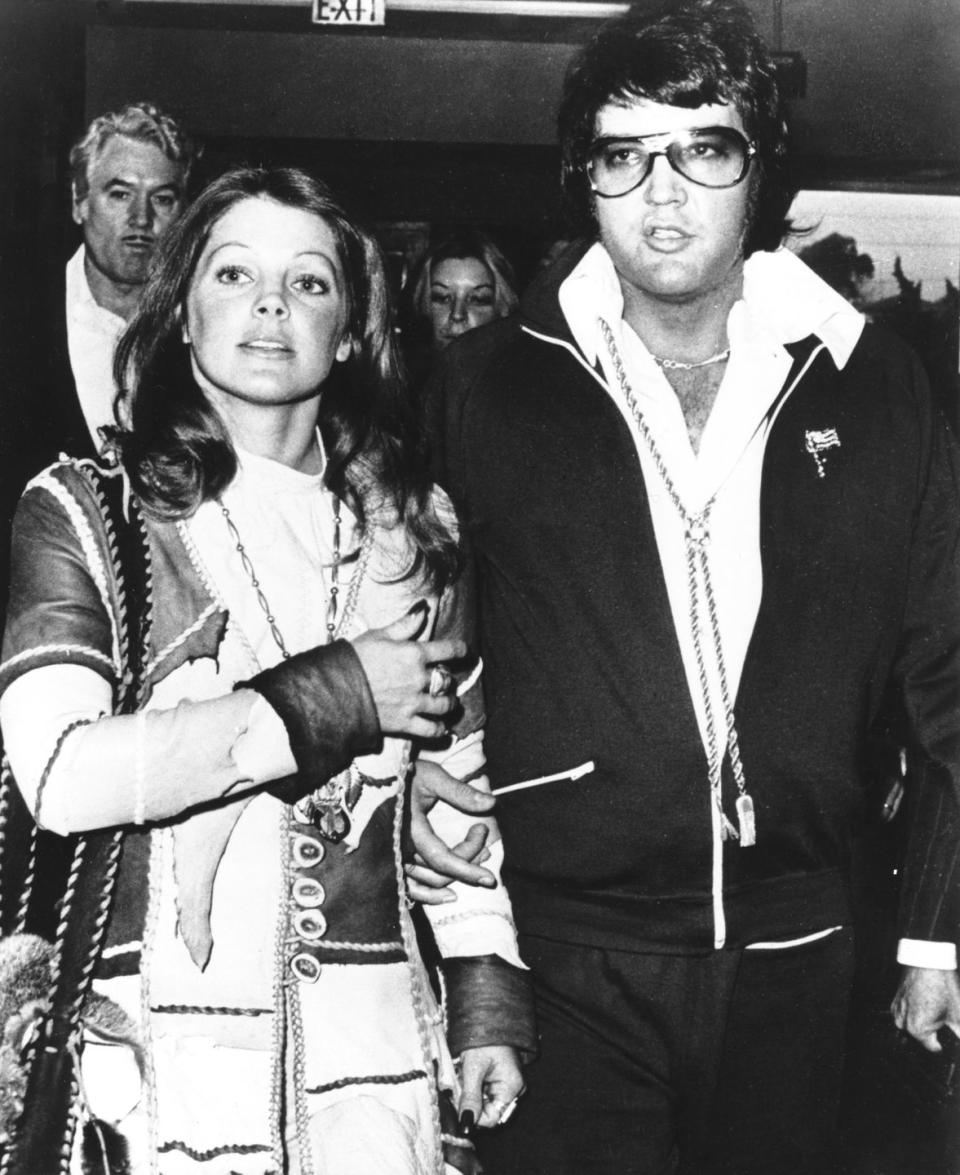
[{"xmin": 586, "ymin": 126, "xmax": 757, "ymax": 198}]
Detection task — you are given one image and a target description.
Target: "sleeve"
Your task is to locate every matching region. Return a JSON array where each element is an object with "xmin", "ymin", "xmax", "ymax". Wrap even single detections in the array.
[
  {"xmin": 896, "ymin": 757, "xmax": 960, "ymax": 958},
  {"xmin": 891, "ymin": 365, "xmax": 960, "ymax": 951},
  {"xmin": 0, "ymin": 476, "xmax": 380, "ymax": 835},
  {"xmin": 0, "ymin": 664, "xmax": 296, "ymax": 834},
  {"xmin": 419, "ymin": 553, "xmax": 537, "ymax": 1060}
]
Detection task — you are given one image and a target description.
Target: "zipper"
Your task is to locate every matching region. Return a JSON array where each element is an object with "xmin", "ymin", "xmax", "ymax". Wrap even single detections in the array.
[
  {"xmin": 521, "ymin": 322, "xmax": 829, "ymax": 950},
  {"xmin": 710, "ymin": 340, "xmax": 827, "ymax": 949}
]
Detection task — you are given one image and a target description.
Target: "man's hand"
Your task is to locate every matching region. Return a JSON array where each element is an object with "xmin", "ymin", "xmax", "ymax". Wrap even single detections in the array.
[
  {"xmin": 406, "ymin": 759, "xmax": 497, "ymax": 903},
  {"xmin": 891, "ymin": 966, "xmax": 960, "ymax": 1051}
]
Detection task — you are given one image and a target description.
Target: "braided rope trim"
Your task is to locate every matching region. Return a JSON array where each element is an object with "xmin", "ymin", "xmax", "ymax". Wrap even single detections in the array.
[
  {"xmin": 30, "ymin": 472, "xmax": 121, "ymax": 669},
  {"xmin": 33, "ymin": 718, "xmax": 93, "ymax": 825},
  {"xmin": 15, "ymin": 821, "xmax": 38, "ymax": 939},
  {"xmin": 0, "ymin": 643, "xmax": 116, "ymax": 679},
  {"xmin": 175, "ymin": 518, "xmax": 225, "ymax": 607},
  {"xmin": 151, "ymin": 1004, "xmax": 273, "ymax": 1016},
  {"xmin": 90, "ymin": 467, "xmax": 155, "ymax": 714},
  {"xmin": 174, "ymin": 518, "xmax": 268, "ymax": 682},
  {"xmin": 285, "ymin": 936, "xmax": 403, "ymax": 954},
  {"xmin": 269, "ymin": 808, "xmax": 290, "ymax": 1171},
  {"xmin": 139, "ymin": 822, "xmax": 165, "ymax": 1170},
  {"xmin": 392, "ymin": 744, "xmax": 444, "ymax": 1172},
  {"xmin": 158, "ymin": 1140, "xmax": 273, "ymax": 1161},
  {"xmin": 50, "ymin": 831, "xmax": 126, "ymax": 1046},
  {"xmin": 305, "ymin": 1068, "xmax": 428, "ymax": 1096},
  {"xmin": 0, "ymin": 757, "xmax": 38, "ymax": 933},
  {"xmin": 144, "ymin": 602, "xmax": 220, "ymax": 680},
  {"xmin": 600, "ymin": 320, "xmax": 752, "ymax": 830},
  {"xmin": 90, "ymin": 468, "xmax": 132, "ymax": 696}
]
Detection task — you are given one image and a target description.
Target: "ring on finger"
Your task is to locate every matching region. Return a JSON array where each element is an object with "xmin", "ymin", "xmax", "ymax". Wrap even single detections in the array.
[{"xmin": 429, "ymin": 666, "xmax": 452, "ymax": 697}]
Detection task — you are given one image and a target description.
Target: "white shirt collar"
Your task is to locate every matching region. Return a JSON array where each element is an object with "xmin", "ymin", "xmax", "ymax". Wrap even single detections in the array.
[
  {"xmin": 65, "ymin": 245, "xmax": 126, "ymax": 331},
  {"xmin": 558, "ymin": 241, "xmax": 864, "ymax": 371}
]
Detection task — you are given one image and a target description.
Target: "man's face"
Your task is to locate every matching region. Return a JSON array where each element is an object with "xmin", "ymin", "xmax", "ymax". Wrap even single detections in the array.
[
  {"xmin": 72, "ymin": 135, "xmax": 185, "ymax": 291},
  {"xmin": 591, "ymin": 98, "xmax": 753, "ymax": 309}
]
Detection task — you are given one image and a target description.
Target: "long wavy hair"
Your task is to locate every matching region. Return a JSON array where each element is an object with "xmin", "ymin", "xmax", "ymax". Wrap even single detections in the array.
[
  {"xmin": 113, "ymin": 165, "xmax": 459, "ymax": 589},
  {"xmin": 558, "ymin": 0, "xmax": 794, "ymax": 257}
]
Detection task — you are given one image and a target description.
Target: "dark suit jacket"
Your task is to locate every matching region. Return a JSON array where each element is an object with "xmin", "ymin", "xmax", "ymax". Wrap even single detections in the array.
[{"xmin": 1, "ymin": 260, "xmax": 98, "ymax": 619}]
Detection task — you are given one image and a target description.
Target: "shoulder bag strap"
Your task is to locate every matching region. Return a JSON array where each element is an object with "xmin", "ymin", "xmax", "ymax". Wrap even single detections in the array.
[{"xmin": 2, "ymin": 461, "xmax": 153, "ymax": 1175}]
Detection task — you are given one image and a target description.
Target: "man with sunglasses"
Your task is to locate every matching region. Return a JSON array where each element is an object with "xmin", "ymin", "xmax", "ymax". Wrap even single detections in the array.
[{"xmin": 422, "ymin": 2, "xmax": 960, "ymax": 1171}]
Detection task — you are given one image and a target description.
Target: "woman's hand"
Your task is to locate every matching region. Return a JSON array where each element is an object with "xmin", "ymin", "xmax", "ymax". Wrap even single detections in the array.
[
  {"xmin": 351, "ymin": 603, "xmax": 464, "ymax": 740},
  {"xmin": 406, "ymin": 759, "xmax": 498, "ymax": 901},
  {"xmin": 458, "ymin": 1045, "xmax": 526, "ymax": 1132}
]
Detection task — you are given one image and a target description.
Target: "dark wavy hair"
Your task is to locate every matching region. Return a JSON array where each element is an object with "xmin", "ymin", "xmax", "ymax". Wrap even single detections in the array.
[
  {"xmin": 558, "ymin": 0, "xmax": 793, "ymax": 256},
  {"xmin": 113, "ymin": 165, "xmax": 459, "ymax": 589}
]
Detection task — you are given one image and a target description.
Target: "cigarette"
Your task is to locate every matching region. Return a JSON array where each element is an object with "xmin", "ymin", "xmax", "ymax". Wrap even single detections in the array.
[{"xmin": 493, "ymin": 760, "xmax": 595, "ymax": 796}]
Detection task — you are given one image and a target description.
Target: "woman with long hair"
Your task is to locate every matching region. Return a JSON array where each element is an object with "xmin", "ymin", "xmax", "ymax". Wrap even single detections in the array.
[
  {"xmin": 0, "ymin": 166, "xmax": 531, "ymax": 1174},
  {"xmin": 401, "ymin": 231, "xmax": 518, "ymax": 386}
]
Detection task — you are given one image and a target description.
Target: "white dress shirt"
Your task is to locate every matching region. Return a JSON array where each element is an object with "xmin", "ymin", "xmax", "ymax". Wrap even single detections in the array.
[{"xmin": 65, "ymin": 245, "xmax": 126, "ymax": 448}]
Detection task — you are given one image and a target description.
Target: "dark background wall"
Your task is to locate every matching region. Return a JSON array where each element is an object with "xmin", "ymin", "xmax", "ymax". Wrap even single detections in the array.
[{"xmin": 2, "ymin": 0, "xmax": 958, "ymax": 344}]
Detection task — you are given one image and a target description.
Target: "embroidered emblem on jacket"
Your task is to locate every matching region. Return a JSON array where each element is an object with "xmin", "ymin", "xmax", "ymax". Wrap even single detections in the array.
[{"xmin": 804, "ymin": 428, "xmax": 841, "ymax": 478}]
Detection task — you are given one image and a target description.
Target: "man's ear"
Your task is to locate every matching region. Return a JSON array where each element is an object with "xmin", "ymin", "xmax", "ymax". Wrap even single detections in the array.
[{"xmin": 71, "ymin": 183, "xmax": 86, "ymax": 227}]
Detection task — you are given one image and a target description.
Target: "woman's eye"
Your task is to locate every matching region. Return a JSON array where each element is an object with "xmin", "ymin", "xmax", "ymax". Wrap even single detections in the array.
[
  {"xmin": 215, "ymin": 265, "xmax": 251, "ymax": 285},
  {"xmin": 294, "ymin": 275, "xmax": 328, "ymax": 295},
  {"xmin": 469, "ymin": 294, "xmax": 494, "ymax": 307},
  {"xmin": 430, "ymin": 292, "xmax": 452, "ymax": 306}
]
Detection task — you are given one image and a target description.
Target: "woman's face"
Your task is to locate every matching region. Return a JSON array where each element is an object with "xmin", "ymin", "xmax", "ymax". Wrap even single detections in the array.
[
  {"xmin": 182, "ymin": 196, "xmax": 351, "ymax": 412},
  {"xmin": 427, "ymin": 256, "xmax": 498, "ymax": 349}
]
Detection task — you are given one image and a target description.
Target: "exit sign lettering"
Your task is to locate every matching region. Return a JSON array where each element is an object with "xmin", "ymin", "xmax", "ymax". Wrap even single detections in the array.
[{"xmin": 312, "ymin": 0, "xmax": 385, "ymax": 24}]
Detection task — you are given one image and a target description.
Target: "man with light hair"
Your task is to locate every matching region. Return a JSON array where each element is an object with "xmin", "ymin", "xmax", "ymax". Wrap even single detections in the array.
[
  {"xmin": 0, "ymin": 101, "xmax": 197, "ymax": 621},
  {"xmin": 63, "ymin": 100, "xmax": 198, "ymax": 451}
]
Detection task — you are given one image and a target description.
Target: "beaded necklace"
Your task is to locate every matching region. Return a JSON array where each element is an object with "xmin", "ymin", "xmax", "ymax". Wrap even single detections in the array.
[
  {"xmin": 210, "ymin": 449, "xmax": 438, "ymax": 1175},
  {"xmin": 219, "ymin": 466, "xmax": 375, "ymax": 842},
  {"xmin": 600, "ymin": 318, "xmax": 755, "ymax": 847}
]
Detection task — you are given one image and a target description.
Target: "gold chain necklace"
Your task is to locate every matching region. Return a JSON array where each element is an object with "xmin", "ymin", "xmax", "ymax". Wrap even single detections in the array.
[
  {"xmin": 220, "ymin": 485, "xmax": 375, "ymax": 842},
  {"xmin": 652, "ymin": 346, "xmax": 730, "ymax": 371}
]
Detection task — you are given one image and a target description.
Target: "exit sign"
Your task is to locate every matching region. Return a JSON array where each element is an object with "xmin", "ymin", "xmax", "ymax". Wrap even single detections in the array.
[{"xmin": 312, "ymin": 0, "xmax": 385, "ymax": 23}]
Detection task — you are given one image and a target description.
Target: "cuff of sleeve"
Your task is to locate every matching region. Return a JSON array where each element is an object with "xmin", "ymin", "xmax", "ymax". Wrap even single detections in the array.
[
  {"xmin": 237, "ymin": 639, "xmax": 380, "ymax": 802},
  {"xmin": 440, "ymin": 954, "xmax": 537, "ymax": 1063},
  {"xmin": 897, "ymin": 938, "xmax": 958, "ymax": 970}
]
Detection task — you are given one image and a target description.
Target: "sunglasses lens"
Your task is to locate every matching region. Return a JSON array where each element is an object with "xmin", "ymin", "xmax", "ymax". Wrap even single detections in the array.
[{"xmin": 670, "ymin": 129, "xmax": 750, "ymax": 187}]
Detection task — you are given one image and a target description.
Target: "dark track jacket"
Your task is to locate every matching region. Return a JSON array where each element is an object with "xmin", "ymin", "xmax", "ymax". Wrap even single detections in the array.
[{"xmin": 426, "ymin": 241, "xmax": 960, "ymax": 956}]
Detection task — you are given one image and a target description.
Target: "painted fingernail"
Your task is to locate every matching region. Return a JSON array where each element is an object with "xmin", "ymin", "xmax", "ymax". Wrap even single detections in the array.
[{"xmin": 458, "ymin": 1109, "xmax": 475, "ymax": 1135}]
